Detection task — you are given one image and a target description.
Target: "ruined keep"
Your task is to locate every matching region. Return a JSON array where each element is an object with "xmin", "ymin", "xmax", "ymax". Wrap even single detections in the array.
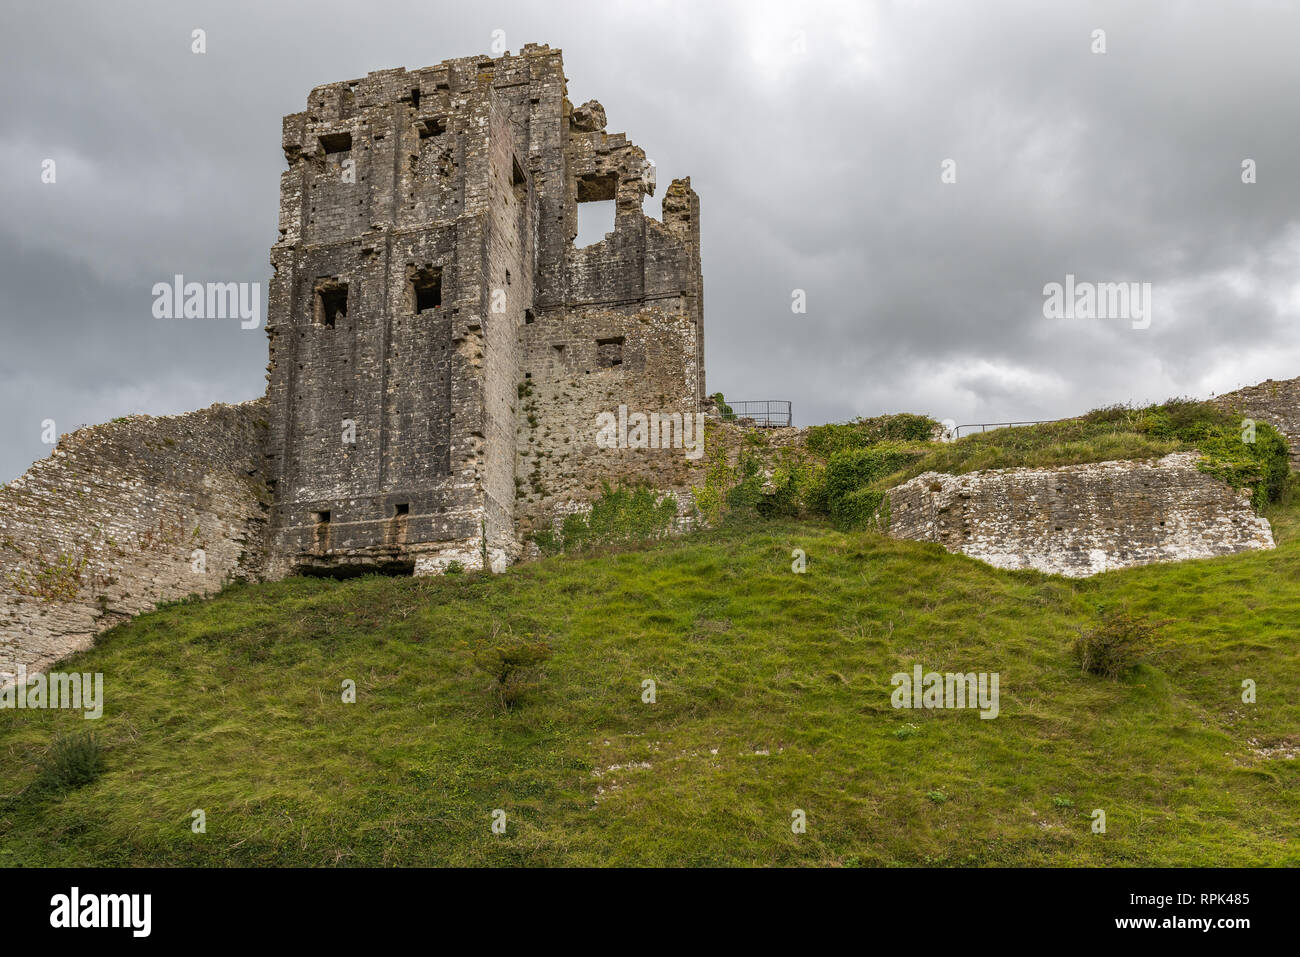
[{"xmin": 263, "ymin": 44, "xmax": 705, "ymax": 577}]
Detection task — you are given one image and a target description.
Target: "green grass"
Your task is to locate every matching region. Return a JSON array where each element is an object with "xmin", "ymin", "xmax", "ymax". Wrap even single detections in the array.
[
  {"xmin": 2, "ymin": 494, "xmax": 1298, "ymax": 867},
  {"xmin": 889, "ymin": 427, "xmax": 1181, "ymax": 481}
]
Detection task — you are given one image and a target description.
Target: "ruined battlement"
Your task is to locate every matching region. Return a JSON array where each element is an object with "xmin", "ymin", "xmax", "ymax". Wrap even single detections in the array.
[{"xmin": 264, "ymin": 45, "xmax": 705, "ymax": 576}]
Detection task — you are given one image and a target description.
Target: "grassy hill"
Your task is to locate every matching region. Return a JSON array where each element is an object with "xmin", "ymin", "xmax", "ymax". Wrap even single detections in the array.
[{"xmin": 1, "ymin": 485, "xmax": 1297, "ymax": 867}]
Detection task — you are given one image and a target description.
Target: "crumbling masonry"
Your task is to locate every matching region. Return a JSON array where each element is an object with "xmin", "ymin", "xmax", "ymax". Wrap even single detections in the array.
[{"xmin": 263, "ymin": 45, "xmax": 704, "ymax": 577}]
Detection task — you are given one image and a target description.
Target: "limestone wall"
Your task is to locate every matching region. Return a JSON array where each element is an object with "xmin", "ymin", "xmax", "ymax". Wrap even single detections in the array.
[
  {"xmin": 1213, "ymin": 376, "xmax": 1300, "ymax": 469},
  {"xmin": 514, "ymin": 302, "xmax": 704, "ymax": 541},
  {"xmin": 0, "ymin": 401, "xmax": 270, "ymax": 678},
  {"xmin": 885, "ymin": 452, "xmax": 1274, "ymax": 577}
]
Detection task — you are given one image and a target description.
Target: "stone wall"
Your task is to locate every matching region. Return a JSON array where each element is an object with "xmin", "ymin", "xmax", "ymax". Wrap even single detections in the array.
[
  {"xmin": 263, "ymin": 55, "xmax": 514, "ymax": 577},
  {"xmin": 1213, "ymin": 376, "xmax": 1300, "ymax": 469},
  {"xmin": 514, "ymin": 300, "xmax": 703, "ymax": 540},
  {"xmin": 263, "ymin": 45, "xmax": 705, "ymax": 575},
  {"xmin": 885, "ymin": 452, "xmax": 1274, "ymax": 577},
  {"xmin": 0, "ymin": 401, "xmax": 269, "ymax": 679}
]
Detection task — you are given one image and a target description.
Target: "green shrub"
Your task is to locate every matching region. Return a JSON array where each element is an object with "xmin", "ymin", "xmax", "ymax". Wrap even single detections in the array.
[
  {"xmin": 1073, "ymin": 609, "xmax": 1166, "ymax": 678},
  {"xmin": 806, "ymin": 414, "xmax": 940, "ymax": 458},
  {"xmin": 531, "ymin": 529, "xmax": 560, "ymax": 556},
  {"xmin": 1194, "ymin": 424, "xmax": 1289, "ymax": 509},
  {"xmin": 724, "ymin": 452, "xmax": 766, "ymax": 511},
  {"xmin": 711, "ymin": 392, "xmax": 736, "ymax": 421},
  {"xmin": 551, "ymin": 484, "xmax": 677, "ymax": 553},
  {"xmin": 832, "ymin": 487, "xmax": 890, "ymax": 530},
  {"xmin": 476, "ymin": 636, "xmax": 552, "ymax": 710},
  {"xmin": 758, "ymin": 452, "xmax": 823, "ymax": 518},
  {"xmin": 29, "ymin": 731, "xmax": 106, "ymax": 797},
  {"xmin": 693, "ymin": 431, "xmax": 826, "ymax": 524},
  {"xmin": 821, "ymin": 443, "xmax": 925, "ymax": 527}
]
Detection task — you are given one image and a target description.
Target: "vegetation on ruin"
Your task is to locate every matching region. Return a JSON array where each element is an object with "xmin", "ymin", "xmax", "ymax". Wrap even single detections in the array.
[
  {"xmin": 804, "ymin": 413, "xmax": 940, "ymax": 457},
  {"xmin": 877, "ymin": 400, "xmax": 1289, "ymax": 509},
  {"xmin": 5, "ymin": 550, "xmax": 88, "ymax": 603},
  {"xmin": 692, "ymin": 427, "xmax": 827, "ymax": 527},
  {"xmin": 710, "ymin": 392, "xmax": 735, "ymax": 421},
  {"xmin": 694, "ymin": 402, "xmax": 1288, "ymax": 532},
  {"xmin": 533, "ymin": 483, "xmax": 678, "ymax": 555},
  {"xmin": 0, "ymin": 478, "xmax": 1296, "ymax": 866}
]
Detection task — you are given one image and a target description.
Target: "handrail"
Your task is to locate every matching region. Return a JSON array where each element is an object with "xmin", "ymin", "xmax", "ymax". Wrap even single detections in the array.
[
  {"xmin": 951, "ymin": 418, "xmax": 1068, "ymax": 438},
  {"xmin": 718, "ymin": 400, "xmax": 792, "ymax": 428}
]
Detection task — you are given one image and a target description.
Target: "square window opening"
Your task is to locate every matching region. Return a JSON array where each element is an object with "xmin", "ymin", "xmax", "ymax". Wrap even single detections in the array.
[
  {"xmin": 408, "ymin": 266, "xmax": 443, "ymax": 313},
  {"xmin": 596, "ymin": 336, "xmax": 624, "ymax": 368},
  {"xmin": 319, "ymin": 131, "xmax": 352, "ymax": 154},
  {"xmin": 576, "ymin": 172, "xmax": 617, "ymax": 203},
  {"xmin": 313, "ymin": 281, "xmax": 348, "ymax": 328}
]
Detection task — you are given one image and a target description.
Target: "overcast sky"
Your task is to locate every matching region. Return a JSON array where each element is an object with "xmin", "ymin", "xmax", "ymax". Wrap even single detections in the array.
[{"xmin": 3, "ymin": 0, "xmax": 1299, "ymax": 482}]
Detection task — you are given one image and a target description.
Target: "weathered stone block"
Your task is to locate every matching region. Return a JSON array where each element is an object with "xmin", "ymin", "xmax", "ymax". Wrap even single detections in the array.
[{"xmin": 886, "ymin": 452, "xmax": 1274, "ymax": 577}]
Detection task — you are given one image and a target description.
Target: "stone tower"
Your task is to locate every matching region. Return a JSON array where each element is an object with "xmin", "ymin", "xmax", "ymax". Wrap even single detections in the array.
[{"xmin": 263, "ymin": 44, "xmax": 705, "ymax": 576}]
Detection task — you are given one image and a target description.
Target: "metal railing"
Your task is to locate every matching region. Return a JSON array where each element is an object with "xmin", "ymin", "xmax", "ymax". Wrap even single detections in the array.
[
  {"xmin": 720, "ymin": 400, "xmax": 793, "ymax": 428},
  {"xmin": 951, "ymin": 418, "xmax": 1068, "ymax": 439}
]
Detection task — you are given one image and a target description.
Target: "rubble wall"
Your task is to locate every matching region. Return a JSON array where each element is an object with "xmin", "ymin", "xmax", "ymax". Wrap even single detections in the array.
[
  {"xmin": 885, "ymin": 452, "xmax": 1274, "ymax": 577},
  {"xmin": 0, "ymin": 401, "xmax": 269, "ymax": 678}
]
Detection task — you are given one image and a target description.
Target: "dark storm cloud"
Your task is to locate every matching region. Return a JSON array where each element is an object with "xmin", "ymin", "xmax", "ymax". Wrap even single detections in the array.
[{"xmin": 3, "ymin": 0, "xmax": 1299, "ymax": 481}]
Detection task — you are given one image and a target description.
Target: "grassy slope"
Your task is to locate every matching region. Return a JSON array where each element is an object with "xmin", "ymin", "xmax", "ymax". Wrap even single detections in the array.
[{"xmin": 1, "ymin": 495, "xmax": 1297, "ymax": 867}]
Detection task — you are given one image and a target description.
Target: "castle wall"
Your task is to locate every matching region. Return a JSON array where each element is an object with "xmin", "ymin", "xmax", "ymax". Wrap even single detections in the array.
[
  {"xmin": 478, "ymin": 93, "xmax": 532, "ymax": 568},
  {"xmin": 0, "ymin": 402, "xmax": 269, "ymax": 679},
  {"xmin": 885, "ymin": 452, "xmax": 1275, "ymax": 577},
  {"xmin": 1213, "ymin": 376, "xmax": 1300, "ymax": 469},
  {"xmin": 264, "ymin": 45, "xmax": 706, "ymax": 573},
  {"xmin": 512, "ymin": 108, "xmax": 705, "ymax": 543},
  {"xmin": 514, "ymin": 302, "xmax": 703, "ymax": 541},
  {"xmin": 264, "ymin": 57, "xmax": 523, "ymax": 575}
]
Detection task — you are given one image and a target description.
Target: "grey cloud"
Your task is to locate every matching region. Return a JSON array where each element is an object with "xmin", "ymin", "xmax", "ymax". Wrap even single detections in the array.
[{"xmin": 3, "ymin": 0, "xmax": 1299, "ymax": 481}]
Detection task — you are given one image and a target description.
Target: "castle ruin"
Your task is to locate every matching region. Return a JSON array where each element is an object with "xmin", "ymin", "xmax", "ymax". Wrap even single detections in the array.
[
  {"xmin": 264, "ymin": 44, "xmax": 705, "ymax": 577},
  {"xmin": 1, "ymin": 44, "xmax": 1296, "ymax": 683}
]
